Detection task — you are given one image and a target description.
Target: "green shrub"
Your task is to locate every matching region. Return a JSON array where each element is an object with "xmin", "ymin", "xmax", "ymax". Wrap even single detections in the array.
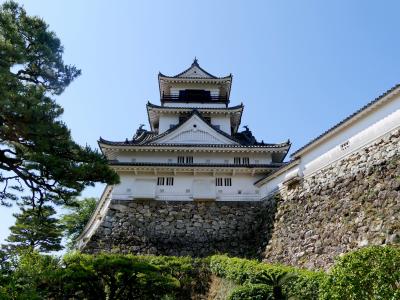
[
  {"xmin": 136, "ymin": 255, "xmax": 210, "ymax": 299},
  {"xmin": 61, "ymin": 252, "xmax": 180, "ymax": 299},
  {"xmin": 320, "ymin": 245, "xmax": 400, "ymax": 300},
  {"xmin": 209, "ymin": 255, "xmax": 324, "ymax": 300},
  {"xmin": 228, "ymin": 284, "xmax": 272, "ymax": 300}
]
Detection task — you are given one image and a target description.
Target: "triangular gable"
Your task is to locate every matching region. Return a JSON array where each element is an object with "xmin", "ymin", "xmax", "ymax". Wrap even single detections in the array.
[
  {"xmin": 150, "ymin": 114, "xmax": 239, "ymax": 145},
  {"xmin": 176, "ymin": 65, "xmax": 214, "ymax": 79}
]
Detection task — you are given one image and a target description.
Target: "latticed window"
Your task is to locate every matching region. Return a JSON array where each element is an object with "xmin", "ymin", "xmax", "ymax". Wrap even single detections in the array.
[
  {"xmin": 157, "ymin": 177, "xmax": 165, "ymax": 186},
  {"xmin": 177, "ymin": 156, "xmax": 185, "ymax": 163},
  {"xmin": 166, "ymin": 177, "xmax": 174, "ymax": 186},
  {"xmin": 224, "ymin": 178, "xmax": 232, "ymax": 186},
  {"xmin": 234, "ymin": 157, "xmax": 241, "ymax": 164},
  {"xmin": 186, "ymin": 156, "xmax": 193, "ymax": 164},
  {"xmin": 215, "ymin": 178, "xmax": 223, "ymax": 186},
  {"xmin": 242, "ymin": 157, "xmax": 250, "ymax": 165}
]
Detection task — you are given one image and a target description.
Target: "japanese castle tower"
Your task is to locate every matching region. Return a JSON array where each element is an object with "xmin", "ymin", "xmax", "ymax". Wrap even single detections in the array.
[{"xmin": 99, "ymin": 59, "xmax": 290, "ymax": 202}]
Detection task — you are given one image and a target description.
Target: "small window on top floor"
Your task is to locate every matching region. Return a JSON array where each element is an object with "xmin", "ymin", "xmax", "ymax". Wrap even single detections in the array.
[
  {"xmin": 179, "ymin": 89, "xmax": 211, "ymax": 101},
  {"xmin": 242, "ymin": 157, "xmax": 250, "ymax": 165},
  {"xmin": 224, "ymin": 178, "xmax": 232, "ymax": 186},
  {"xmin": 186, "ymin": 156, "xmax": 193, "ymax": 164},
  {"xmin": 157, "ymin": 177, "xmax": 165, "ymax": 186},
  {"xmin": 234, "ymin": 157, "xmax": 241, "ymax": 165},
  {"xmin": 177, "ymin": 156, "xmax": 185, "ymax": 163},
  {"xmin": 215, "ymin": 178, "xmax": 223, "ymax": 186}
]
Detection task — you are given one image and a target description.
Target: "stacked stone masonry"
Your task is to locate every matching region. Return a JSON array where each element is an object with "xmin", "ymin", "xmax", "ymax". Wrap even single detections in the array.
[
  {"xmin": 263, "ymin": 128, "xmax": 400, "ymax": 270},
  {"xmin": 84, "ymin": 200, "xmax": 276, "ymax": 257}
]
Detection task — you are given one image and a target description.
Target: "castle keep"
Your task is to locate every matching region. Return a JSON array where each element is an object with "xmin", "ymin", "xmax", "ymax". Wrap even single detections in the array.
[
  {"xmin": 78, "ymin": 60, "xmax": 287, "ymax": 256},
  {"xmin": 78, "ymin": 61, "xmax": 400, "ymax": 268}
]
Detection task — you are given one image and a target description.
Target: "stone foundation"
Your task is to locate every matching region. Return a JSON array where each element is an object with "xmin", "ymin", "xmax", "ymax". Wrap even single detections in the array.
[
  {"xmin": 263, "ymin": 128, "xmax": 400, "ymax": 269},
  {"xmin": 83, "ymin": 199, "xmax": 276, "ymax": 257}
]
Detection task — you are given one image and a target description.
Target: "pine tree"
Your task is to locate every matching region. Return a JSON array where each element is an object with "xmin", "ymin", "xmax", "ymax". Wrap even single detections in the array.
[
  {"xmin": 0, "ymin": 1, "xmax": 119, "ymax": 209},
  {"xmin": 6, "ymin": 205, "xmax": 64, "ymax": 252},
  {"xmin": 62, "ymin": 197, "xmax": 97, "ymax": 249}
]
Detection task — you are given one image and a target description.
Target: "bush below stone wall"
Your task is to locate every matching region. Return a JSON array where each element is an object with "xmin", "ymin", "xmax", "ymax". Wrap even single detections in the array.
[
  {"xmin": 83, "ymin": 199, "xmax": 276, "ymax": 258},
  {"xmin": 263, "ymin": 128, "xmax": 400, "ymax": 269}
]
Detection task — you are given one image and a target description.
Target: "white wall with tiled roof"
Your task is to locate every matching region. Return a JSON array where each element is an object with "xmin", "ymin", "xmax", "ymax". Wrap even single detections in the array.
[{"xmin": 258, "ymin": 85, "xmax": 400, "ymax": 197}]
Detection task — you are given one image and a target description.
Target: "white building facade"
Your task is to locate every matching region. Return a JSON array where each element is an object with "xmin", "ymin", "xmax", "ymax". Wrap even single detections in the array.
[{"xmin": 99, "ymin": 59, "xmax": 290, "ymax": 202}]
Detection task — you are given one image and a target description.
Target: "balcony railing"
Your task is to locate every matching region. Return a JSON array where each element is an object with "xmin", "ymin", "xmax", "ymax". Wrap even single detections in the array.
[{"xmin": 161, "ymin": 94, "xmax": 229, "ymax": 104}]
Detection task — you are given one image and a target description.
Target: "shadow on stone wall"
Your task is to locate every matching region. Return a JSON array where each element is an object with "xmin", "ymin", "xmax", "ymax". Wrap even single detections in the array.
[{"xmin": 84, "ymin": 198, "xmax": 277, "ymax": 258}]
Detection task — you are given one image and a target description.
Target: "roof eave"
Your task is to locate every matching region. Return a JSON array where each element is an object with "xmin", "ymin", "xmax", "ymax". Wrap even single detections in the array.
[{"xmin": 291, "ymin": 83, "xmax": 400, "ymax": 159}]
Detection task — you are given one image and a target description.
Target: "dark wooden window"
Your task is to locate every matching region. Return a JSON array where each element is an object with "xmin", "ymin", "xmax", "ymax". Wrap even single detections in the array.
[
  {"xmin": 166, "ymin": 177, "xmax": 174, "ymax": 186},
  {"xmin": 179, "ymin": 89, "xmax": 211, "ymax": 101}
]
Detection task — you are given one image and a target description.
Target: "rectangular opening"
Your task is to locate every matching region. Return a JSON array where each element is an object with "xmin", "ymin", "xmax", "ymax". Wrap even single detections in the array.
[
  {"xmin": 157, "ymin": 177, "xmax": 165, "ymax": 186},
  {"xmin": 179, "ymin": 89, "xmax": 211, "ymax": 101},
  {"xmin": 242, "ymin": 157, "xmax": 250, "ymax": 165},
  {"xmin": 166, "ymin": 177, "xmax": 174, "ymax": 186}
]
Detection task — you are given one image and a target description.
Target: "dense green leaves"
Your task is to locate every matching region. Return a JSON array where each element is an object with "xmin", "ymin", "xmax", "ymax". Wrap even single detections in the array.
[
  {"xmin": 62, "ymin": 197, "xmax": 97, "ymax": 249},
  {"xmin": 209, "ymin": 255, "xmax": 324, "ymax": 300},
  {"xmin": 0, "ymin": 247, "xmax": 399, "ymax": 299},
  {"xmin": 0, "ymin": 252, "xmax": 210, "ymax": 300},
  {"xmin": 228, "ymin": 284, "xmax": 272, "ymax": 300},
  {"xmin": 0, "ymin": 1, "xmax": 119, "ymax": 208},
  {"xmin": 320, "ymin": 246, "xmax": 400, "ymax": 300},
  {"xmin": 6, "ymin": 205, "xmax": 64, "ymax": 252}
]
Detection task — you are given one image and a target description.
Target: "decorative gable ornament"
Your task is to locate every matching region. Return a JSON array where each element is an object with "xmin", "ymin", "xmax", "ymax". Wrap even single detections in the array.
[{"xmin": 150, "ymin": 113, "xmax": 238, "ymax": 145}]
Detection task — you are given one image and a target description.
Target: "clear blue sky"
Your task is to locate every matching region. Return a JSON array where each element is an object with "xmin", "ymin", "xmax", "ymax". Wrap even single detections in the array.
[{"xmin": 1, "ymin": 0, "xmax": 400, "ymax": 243}]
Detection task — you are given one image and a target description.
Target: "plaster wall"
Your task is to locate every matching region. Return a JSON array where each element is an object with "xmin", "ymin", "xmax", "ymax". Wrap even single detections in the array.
[
  {"xmin": 116, "ymin": 151, "xmax": 272, "ymax": 164},
  {"xmin": 112, "ymin": 174, "xmax": 263, "ymax": 201},
  {"xmin": 261, "ymin": 92, "xmax": 400, "ymax": 196}
]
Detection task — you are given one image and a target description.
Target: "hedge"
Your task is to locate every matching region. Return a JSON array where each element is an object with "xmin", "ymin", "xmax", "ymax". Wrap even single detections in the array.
[
  {"xmin": 0, "ymin": 251, "xmax": 209, "ymax": 300},
  {"xmin": 209, "ymin": 255, "xmax": 325, "ymax": 300},
  {"xmin": 319, "ymin": 245, "xmax": 400, "ymax": 300},
  {"xmin": 228, "ymin": 284, "xmax": 272, "ymax": 300}
]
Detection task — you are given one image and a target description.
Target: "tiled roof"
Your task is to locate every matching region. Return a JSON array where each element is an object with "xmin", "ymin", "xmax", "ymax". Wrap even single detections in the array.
[
  {"xmin": 146, "ymin": 102, "xmax": 243, "ymax": 111},
  {"xmin": 158, "ymin": 58, "xmax": 232, "ymax": 80},
  {"xmin": 291, "ymin": 83, "xmax": 400, "ymax": 157},
  {"xmin": 99, "ymin": 109, "xmax": 290, "ymax": 150},
  {"xmin": 98, "ymin": 139, "xmax": 290, "ymax": 149}
]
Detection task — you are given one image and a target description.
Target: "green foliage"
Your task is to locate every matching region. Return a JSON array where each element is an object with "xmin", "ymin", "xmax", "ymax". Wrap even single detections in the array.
[
  {"xmin": 137, "ymin": 255, "xmax": 211, "ymax": 299},
  {"xmin": 61, "ymin": 197, "xmax": 97, "ymax": 249},
  {"xmin": 0, "ymin": 250, "xmax": 62, "ymax": 299},
  {"xmin": 6, "ymin": 205, "xmax": 64, "ymax": 252},
  {"xmin": 209, "ymin": 255, "xmax": 324, "ymax": 300},
  {"xmin": 0, "ymin": 251, "xmax": 210, "ymax": 299},
  {"xmin": 0, "ymin": 1, "xmax": 119, "ymax": 208},
  {"xmin": 61, "ymin": 253, "xmax": 180, "ymax": 300},
  {"xmin": 320, "ymin": 245, "xmax": 400, "ymax": 300},
  {"xmin": 228, "ymin": 284, "xmax": 272, "ymax": 300}
]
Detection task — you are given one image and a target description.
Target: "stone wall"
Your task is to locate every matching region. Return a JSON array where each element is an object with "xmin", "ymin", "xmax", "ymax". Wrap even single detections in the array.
[
  {"xmin": 83, "ymin": 199, "xmax": 276, "ymax": 257},
  {"xmin": 263, "ymin": 128, "xmax": 400, "ymax": 269}
]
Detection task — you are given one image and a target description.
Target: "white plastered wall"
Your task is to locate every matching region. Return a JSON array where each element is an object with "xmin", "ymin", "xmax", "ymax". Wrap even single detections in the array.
[{"xmin": 259, "ymin": 90, "xmax": 400, "ymax": 197}]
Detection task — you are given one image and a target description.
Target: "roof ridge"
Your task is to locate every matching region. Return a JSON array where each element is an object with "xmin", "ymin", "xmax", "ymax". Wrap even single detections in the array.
[
  {"xmin": 291, "ymin": 82, "xmax": 400, "ymax": 157},
  {"xmin": 158, "ymin": 60, "xmax": 232, "ymax": 79},
  {"xmin": 146, "ymin": 101, "xmax": 243, "ymax": 110}
]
